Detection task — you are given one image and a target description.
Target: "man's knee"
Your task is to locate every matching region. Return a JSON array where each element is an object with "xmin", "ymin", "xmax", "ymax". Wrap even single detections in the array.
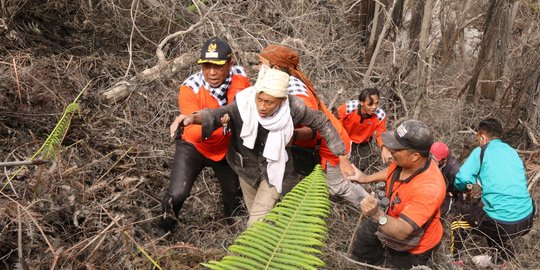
[
  {"xmin": 327, "ymin": 181, "xmax": 347, "ymax": 196},
  {"xmin": 163, "ymin": 186, "xmax": 190, "ymax": 210}
]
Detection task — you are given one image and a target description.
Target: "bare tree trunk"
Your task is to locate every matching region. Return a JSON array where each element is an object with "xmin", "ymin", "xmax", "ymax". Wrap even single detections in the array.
[
  {"xmin": 364, "ymin": 0, "xmax": 386, "ymax": 63},
  {"xmin": 462, "ymin": 0, "xmax": 514, "ymax": 104},
  {"xmin": 413, "ymin": 0, "xmax": 433, "ymax": 119},
  {"xmin": 479, "ymin": 0, "xmax": 515, "ymax": 101},
  {"xmin": 362, "ymin": 0, "xmax": 397, "ymax": 86},
  {"xmin": 367, "ymin": 2, "xmax": 381, "ymax": 49},
  {"xmin": 436, "ymin": 0, "xmax": 473, "ymax": 65},
  {"xmin": 359, "ymin": 0, "xmax": 377, "ymax": 46},
  {"xmin": 408, "ymin": 0, "xmax": 425, "ymax": 53},
  {"xmin": 391, "ymin": 0, "xmax": 405, "ymax": 30}
]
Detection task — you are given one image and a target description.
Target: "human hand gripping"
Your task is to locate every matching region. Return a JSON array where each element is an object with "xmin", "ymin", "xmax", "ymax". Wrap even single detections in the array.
[
  {"xmin": 338, "ymin": 156, "xmax": 355, "ymax": 177},
  {"xmin": 169, "ymin": 114, "xmax": 194, "ymax": 138},
  {"xmin": 347, "ymin": 164, "xmax": 369, "ymax": 183},
  {"xmin": 359, "ymin": 193, "xmax": 381, "ymax": 218},
  {"xmin": 381, "ymin": 146, "xmax": 393, "ymax": 163},
  {"xmin": 220, "ymin": 113, "xmax": 230, "ymax": 126}
]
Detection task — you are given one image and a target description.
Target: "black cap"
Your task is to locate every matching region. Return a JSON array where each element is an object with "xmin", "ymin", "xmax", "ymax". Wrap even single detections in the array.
[
  {"xmin": 381, "ymin": 119, "xmax": 433, "ymax": 152},
  {"xmin": 197, "ymin": 37, "xmax": 232, "ymax": 65}
]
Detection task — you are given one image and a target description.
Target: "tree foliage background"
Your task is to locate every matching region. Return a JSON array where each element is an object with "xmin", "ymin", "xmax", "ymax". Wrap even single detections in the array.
[{"xmin": 1, "ymin": 0, "xmax": 539, "ymax": 269}]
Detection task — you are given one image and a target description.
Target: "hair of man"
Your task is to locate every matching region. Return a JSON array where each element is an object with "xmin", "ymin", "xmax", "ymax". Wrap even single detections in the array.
[{"xmin": 477, "ymin": 118, "xmax": 503, "ymax": 138}]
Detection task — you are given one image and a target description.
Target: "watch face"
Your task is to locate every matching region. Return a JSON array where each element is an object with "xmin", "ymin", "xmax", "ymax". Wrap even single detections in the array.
[{"xmin": 378, "ymin": 215, "xmax": 388, "ymax": 225}]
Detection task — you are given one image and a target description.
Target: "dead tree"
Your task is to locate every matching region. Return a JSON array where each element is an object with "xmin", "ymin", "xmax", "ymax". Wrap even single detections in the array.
[
  {"xmin": 461, "ymin": 0, "xmax": 516, "ymax": 104},
  {"xmin": 408, "ymin": 0, "xmax": 426, "ymax": 53},
  {"xmin": 412, "ymin": 0, "xmax": 433, "ymax": 119},
  {"xmin": 435, "ymin": 0, "xmax": 479, "ymax": 65}
]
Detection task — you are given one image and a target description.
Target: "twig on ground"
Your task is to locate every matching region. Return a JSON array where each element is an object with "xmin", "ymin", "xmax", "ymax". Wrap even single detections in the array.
[
  {"xmin": 12, "ymin": 57, "xmax": 22, "ymax": 104},
  {"xmin": 346, "ymin": 214, "xmax": 363, "ymax": 256},
  {"xmin": 0, "ymin": 159, "xmax": 50, "ymax": 167}
]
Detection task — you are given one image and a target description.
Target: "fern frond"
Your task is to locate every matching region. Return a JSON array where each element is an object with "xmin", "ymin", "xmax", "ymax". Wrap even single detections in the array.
[
  {"xmin": 1, "ymin": 81, "xmax": 91, "ymax": 192},
  {"xmin": 35, "ymin": 102, "xmax": 81, "ymax": 159},
  {"xmin": 202, "ymin": 165, "xmax": 330, "ymax": 270}
]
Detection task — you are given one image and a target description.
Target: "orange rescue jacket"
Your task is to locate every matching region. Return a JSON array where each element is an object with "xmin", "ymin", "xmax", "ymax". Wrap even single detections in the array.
[{"xmin": 178, "ymin": 66, "xmax": 250, "ymax": 161}]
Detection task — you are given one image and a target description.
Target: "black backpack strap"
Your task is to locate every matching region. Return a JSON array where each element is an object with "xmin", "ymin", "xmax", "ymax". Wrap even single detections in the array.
[{"xmin": 476, "ymin": 144, "xmax": 488, "ymax": 177}]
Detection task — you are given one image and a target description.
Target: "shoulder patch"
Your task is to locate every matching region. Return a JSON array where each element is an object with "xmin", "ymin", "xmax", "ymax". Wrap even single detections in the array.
[
  {"xmin": 231, "ymin": 65, "xmax": 248, "ymax": 77},
  {"xmin": 287, "ymin": 76, "xmax": 309, "ymax": 97},
  {"xmin": 375, "ymin": 108, "xmax": 386, "ymax": 121},
  {"xmin": 345, "ymin": 100, "xmax": 360, "ymax": 114},
  {"xmin": 181, "ymin": 72, "xmax": 203, "ymax": 94}
]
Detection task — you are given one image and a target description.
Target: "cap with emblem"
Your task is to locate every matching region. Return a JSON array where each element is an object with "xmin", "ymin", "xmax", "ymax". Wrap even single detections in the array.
[
  {"xmin": 381, "ymin": 119, "xmax": 433, "ymax": 153},
  {"xmin": 197, "ymin": 37, "xmax": 232, "ymax": 65}
]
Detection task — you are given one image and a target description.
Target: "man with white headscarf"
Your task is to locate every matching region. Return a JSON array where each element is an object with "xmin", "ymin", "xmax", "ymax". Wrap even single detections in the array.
[{"xmin": 173, "ymin": 68, "xmax": 352, "ymax": 225}]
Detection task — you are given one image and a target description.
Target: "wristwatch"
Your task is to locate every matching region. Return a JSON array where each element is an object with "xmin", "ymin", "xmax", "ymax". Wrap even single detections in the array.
[{"xmin": 377, "ymin": 214, "xmax": 388, "ymax": 226}]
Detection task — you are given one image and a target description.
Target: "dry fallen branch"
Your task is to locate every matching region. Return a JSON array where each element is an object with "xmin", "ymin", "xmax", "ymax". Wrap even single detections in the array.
[
  {"xmin": 100, "ymin": 51, "xmax": 197, "ymax": 102},
  {"xmin": 0, "ymin": 159, "xmax": 49, "ymax": 168},
  {"xmin": 101, "ymin": 14, "xmax": 205, "ymax": 102}
]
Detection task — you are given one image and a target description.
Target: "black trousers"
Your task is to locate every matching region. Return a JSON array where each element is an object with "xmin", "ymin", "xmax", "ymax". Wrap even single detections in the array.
[
  {"xmin": 451, "ymin": 202, "xmax": 534, "ymax": 262},
  {"xmin": 351, "ymin": 220, "xmax": 435, "ymax": 269},
  {"xmin": 161, "ymin": 140, "xmax": 242, "ymax": 218},
  {"xmin": 350, "ymin": 142, "xmax": 374, "ymax": 172}
]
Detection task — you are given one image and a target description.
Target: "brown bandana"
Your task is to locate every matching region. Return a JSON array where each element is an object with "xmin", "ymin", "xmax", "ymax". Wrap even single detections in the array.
[
  {"xmin": 260, "ymin": 44, "xmax": 300, "ymax": 70},
  {"xmin": 259, "ymin": 45, "xmax": 319, "ymax": 103}
]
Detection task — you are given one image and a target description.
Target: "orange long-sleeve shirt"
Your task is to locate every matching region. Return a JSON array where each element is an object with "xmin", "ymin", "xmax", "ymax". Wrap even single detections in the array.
[
  {"xmin": 337, "ymin": 100, "xmax": 387, "ymax": 148},
  {"xmin": 178, "ymin": 66, "xmax": 250, "ymax": 161},
  {"xmin": 288, "ymin": 76, "xmax": 350, "ymax": 169}
]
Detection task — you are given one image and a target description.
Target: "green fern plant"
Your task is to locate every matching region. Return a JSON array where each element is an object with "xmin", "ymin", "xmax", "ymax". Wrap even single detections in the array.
[
  {"xmin": 1, "ymin": 81, "xmax": 90, "ymax": 192},
  {"xmin": 202, "ymin": 165, "xmax": 331, "ymax": 270},
  {"xmin": 34, "ymin": 101, "xmax": 81, "ymax": 159}
]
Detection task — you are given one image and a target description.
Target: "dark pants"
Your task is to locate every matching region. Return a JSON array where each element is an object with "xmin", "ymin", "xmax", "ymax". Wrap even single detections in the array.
[
  {"xmin": 350, "ymin": 142, "xmax": 374, "ymax": 172},
  {"xmin": 161, "ymin": 140, "xmax": 242, "ymax": 219},
  {"xmin": 451, "ymin": 202, "xmax": 534, "ymax": 263},
  {"xmin": 351, "ymin": 220, "xmax": 435, "ymax": 269}
]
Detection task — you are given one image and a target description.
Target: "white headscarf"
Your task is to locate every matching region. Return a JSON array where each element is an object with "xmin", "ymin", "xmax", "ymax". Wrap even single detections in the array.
[{"xmin": 235, "ymin": 68, "xmax": 293, "ymax": 193}]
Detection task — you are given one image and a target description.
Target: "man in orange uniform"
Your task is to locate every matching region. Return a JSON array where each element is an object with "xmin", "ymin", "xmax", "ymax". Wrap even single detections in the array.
[
  {"xmin": 158, "ymin": 37, "xmax": 250, "ymax": 235},
  {"xmin": 258, "ymin": 45, "xmax": 368, "ymax": 204},
  {"xmin": 347, "ymin": 120, "xmax": 446, "ymax": 269},
  {"xmin": 337, "ymin": 88, "xmax": 392, "ymax": 171}
]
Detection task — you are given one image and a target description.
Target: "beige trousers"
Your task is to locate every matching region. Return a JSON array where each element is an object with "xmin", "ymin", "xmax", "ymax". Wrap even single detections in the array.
[
  {"xmin": 239, "ymin": 176, "xmax": 280, "ymax": 226},
  {"xmin": 326, "ymin": 162, "xmax": 369, "ymax": 205}
]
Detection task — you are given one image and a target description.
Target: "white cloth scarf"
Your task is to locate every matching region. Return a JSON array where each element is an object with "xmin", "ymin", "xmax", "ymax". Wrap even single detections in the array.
[{"xmin": 235, "ymin": 87, "xmax": 294, "ymax": 193}]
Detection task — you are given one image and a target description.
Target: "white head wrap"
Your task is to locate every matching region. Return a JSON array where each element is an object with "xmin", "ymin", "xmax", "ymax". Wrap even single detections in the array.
[{"xmin": 254, "ymin": 66, "xmax": 289, "ymax": 98}]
